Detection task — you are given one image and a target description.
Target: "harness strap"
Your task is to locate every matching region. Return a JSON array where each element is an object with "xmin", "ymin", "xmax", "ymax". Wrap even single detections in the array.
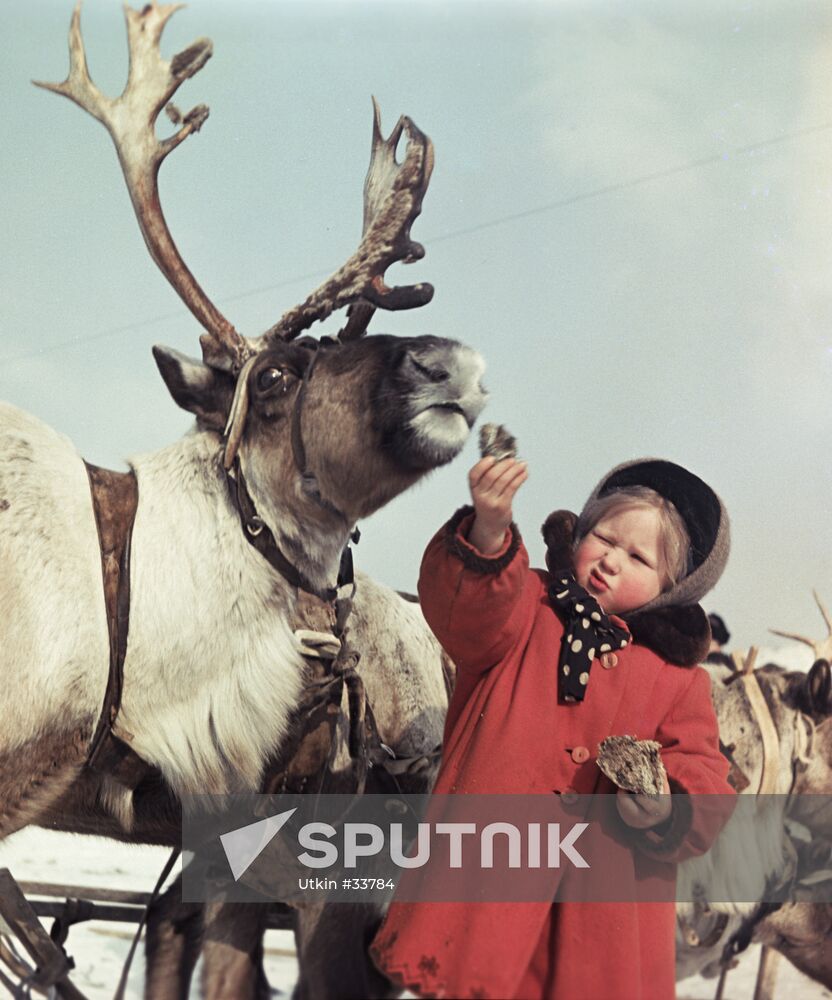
[
  {"xmin": 733, "ymin": 648, "xmax": 782, "ymax": 796},
  {"xmin": 260, "ymin": 591, "xmax": 353, "ymax": 795},
  {"xmin": 113, "ymin": 847, "xmax": 180, "ymax": 1000},
  {"xmin": 261, "ymin": 587, "xmax": 410, "ymax": 798},
  {"xmin": 289, "ymin": 345, "xmax": 318, "ymax": 484},
  {"xmin": 83, "ymin": 462, "xmax": 140, "ymax": 773},
  {"xmin": 227, "ymin": 458, "xmax": 339, "ymax": 602},
  {"xmin": 290, "ymin": 344, "xmax": 353, "ymax": 523}
]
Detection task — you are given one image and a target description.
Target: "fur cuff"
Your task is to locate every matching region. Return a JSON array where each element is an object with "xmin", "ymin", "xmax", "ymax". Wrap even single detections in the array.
[
  {"xmin": 444, "ymin": 505, "xmax": 522, "ymax": 575},
  {"xmin": 632, "ymin": 780, "xmax": 693, "ymax": 857}
]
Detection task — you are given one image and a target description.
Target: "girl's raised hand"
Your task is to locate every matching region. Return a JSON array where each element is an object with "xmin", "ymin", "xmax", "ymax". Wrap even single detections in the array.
[{"xmin": 467, "ymin": 456, "xmax": 528, "ymax": 555}]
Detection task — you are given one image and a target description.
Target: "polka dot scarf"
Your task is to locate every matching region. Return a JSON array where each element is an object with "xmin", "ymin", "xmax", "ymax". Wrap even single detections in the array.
[{"xmin": 548, "ymin": 573, "xmax": 631, "ymax": 703}]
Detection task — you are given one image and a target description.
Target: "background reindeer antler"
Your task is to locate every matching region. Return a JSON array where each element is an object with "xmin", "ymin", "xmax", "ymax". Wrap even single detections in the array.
[
  {"xmin": 36, "ymin": 2, "xmax": 436, "ymax": 374},
  {"xmin": 770, "ymin": 590, "xmax": 832, "ymax": 662}
]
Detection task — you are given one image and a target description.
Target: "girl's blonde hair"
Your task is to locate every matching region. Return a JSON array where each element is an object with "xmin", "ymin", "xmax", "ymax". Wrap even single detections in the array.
[{"xmin": 577, "ymin": 486, "xmax": 692, "ymax": 590}]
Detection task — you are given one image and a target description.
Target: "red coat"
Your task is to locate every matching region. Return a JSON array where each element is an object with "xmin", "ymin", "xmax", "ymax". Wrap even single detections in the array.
[{"xmin": 371, "ymin": 511, "xmax": 734, "ymax": 1000}]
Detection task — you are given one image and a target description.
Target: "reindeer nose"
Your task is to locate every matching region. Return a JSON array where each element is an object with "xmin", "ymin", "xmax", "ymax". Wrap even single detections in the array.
[{"xmin": 455, "ymin": 348, "xmax": 488, "ymax": 424}]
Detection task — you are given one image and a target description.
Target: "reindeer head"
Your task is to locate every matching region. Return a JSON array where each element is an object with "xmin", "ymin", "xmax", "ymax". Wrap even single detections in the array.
[
  {"xmin": 38, "ymin": 2, "xmax": 486, "ymax": 547},
  {"xmin": 155, "ymin": 333, "xmax": 485, "ymax": 529},
  {"xmin": 770, "ymin": 591, "xmax": 832, "ymax": 722}
]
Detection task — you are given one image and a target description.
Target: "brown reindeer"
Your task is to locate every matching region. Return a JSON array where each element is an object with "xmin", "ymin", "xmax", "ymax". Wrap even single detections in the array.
[{"xmin": 1, "ymin": 2, "xmax": 486, "ymax": 996}]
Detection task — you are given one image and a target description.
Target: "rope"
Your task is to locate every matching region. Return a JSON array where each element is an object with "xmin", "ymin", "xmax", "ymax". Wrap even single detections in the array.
[{"xmin": 112, "ymin": 847, "xmax": 179, "ymax": 1000}]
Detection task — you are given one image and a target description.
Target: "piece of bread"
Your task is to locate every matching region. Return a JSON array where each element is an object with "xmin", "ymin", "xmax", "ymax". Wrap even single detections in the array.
[
  {"xmin": 596, "ymin": 735, "xmax": 667, "ymax": 795},
  {"xmin": 478, "ymin": 423, "xmax": 517, "ymax": 461}
]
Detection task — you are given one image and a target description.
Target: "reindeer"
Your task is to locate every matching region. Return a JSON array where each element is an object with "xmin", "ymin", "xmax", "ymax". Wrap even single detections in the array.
[
  {"xmin": 677, "ymin": 593, "xmax": 832, "ymax": 997},
  {"xmin": 37, "ymin": 570, "xmax": 453, "ymax": 1000},
  {"xmin": 1, "ymin": 0, "xmax": 486, "ymax": 829},
  {"xmin": 0, "ymin": 6, "xmax": 488, "ymax": 993}
]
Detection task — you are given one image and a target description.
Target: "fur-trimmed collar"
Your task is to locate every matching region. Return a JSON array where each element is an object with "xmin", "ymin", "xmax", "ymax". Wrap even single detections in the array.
[{"xmin": 541, "ymin": 509, "xmax": 711, "ymax": 667}]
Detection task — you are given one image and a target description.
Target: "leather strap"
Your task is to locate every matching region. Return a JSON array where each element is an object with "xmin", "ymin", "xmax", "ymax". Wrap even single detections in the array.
[
  {"xmin": 228, "ymin": 458, "xmax": 358, "ymax": 600},
  {"xmin": 260, "ymin": 589, "xmax": 398, "ymax": 797},
  {"xmin": 733, "ymin": 647, "xmax": 781, "ymax": 796},
  {"xmin": 83, "ymin": 462, "xmax": 139, "ymax": 772},
  {"xmin": 290, "ymin": 343, "xmax": 352, "ymax": 524},
  {"xmin": 113, "ymin": 847, "xmax": 180, "ymax": 1000},
  {"xmin": 262, "ymin": 591, "xmax": 354, "ymax": 795},
  {"xmin": 227, "ymin": 458, "xmax": 339, "ymax": 602}
]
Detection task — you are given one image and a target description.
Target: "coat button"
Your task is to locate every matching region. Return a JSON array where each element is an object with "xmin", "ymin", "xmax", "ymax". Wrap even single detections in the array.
[
  {"xmin": 571, "ymin": 746, "xmax": 590, "ymax": 764},
  {"xmin": 601, "ymin": 652, "xmax": 618, "ymax": 669},
  {"xmin": 561, "ymin": 788, "xmax": 579, "ymax": 805}
]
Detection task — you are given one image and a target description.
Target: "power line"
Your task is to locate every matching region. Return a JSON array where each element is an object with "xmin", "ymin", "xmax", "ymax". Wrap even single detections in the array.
[
  {"xmin": 429, "ymin": 120, "xmax": 832, "ymax": 244},
  {"xmin": 3, "ymin": 119, "xmax": 830, "ymax": 367}
]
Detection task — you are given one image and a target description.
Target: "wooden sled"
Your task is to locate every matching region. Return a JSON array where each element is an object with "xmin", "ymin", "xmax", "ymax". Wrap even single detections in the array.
[{"xmin": 0, "ymin": 867, "xmax": 293, "ymax": 997}]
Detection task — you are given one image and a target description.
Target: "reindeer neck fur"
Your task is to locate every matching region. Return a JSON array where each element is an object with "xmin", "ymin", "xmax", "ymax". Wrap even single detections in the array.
[
  {"xmin": 118, "ymin": 429, "xmax": 335, "ymax": 798},
  {"xmin": 237, "ymin": 439, "xmax": 355, "ymax": 598}
]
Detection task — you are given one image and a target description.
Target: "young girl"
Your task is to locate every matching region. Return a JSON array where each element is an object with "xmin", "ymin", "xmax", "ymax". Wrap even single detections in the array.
[{"xmin": 371, "ymin": 455, "xmax": 735, "ymax": 1000}]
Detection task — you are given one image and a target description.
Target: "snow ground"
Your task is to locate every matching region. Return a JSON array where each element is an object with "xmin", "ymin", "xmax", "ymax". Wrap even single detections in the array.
[{"xmin": 1, "ymin": 826, "xmax": 828, "ymax": 1000}]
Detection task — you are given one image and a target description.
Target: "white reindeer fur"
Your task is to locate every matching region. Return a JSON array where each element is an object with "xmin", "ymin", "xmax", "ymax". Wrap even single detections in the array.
[
  {"xmin": 0, "ymin": 404, "xmax": 109, "ymax": 750},
  {"xmin": 0, "ymin": 408, "xmax": 304, "ymax": 800},
  {"xmin": 333, "ymin": 572, "xmax": 449, "ymax": 771},
  {"xmin": 117, "ymin": 430, "xmax": 307, "ymax": 796},
  {"xmin": 0, "ymin": 393, "xmax": 458, "ymax": 814}
]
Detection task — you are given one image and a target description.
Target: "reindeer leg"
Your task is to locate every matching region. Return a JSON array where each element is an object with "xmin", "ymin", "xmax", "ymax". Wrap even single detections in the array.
[
  {"xmin": 200, "ymin": 901, "xmax": 270, "ymax": 1000},
  {"xmin": 144, "ymin": 878, "xmax": 202, "ymax": 1000},
  {"xmin": 293, "ymin": 901, "xmax": 397, "ymax": 1000},
  {"xmin": 755, "ymin": 902, "xmax": 832, "ymax": 991}
]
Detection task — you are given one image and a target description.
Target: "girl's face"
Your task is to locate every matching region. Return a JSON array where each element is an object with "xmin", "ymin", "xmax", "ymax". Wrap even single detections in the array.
[{"xmin": 573, "ymin": 505, "xmax": 664, "ymax": 615}]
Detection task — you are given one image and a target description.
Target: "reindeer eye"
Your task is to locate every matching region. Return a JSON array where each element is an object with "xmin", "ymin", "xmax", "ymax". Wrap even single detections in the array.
[
  {"xmin": 410, "ymin": 356, "xmax": 449, "ymax": 383},
  {"xmin": 257, "ymin": 367, "xmax": 284, "ymax": 392}
]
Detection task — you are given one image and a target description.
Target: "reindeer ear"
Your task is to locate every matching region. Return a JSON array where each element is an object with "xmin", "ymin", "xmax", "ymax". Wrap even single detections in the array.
[
  {"xmin": 807, "ymin": 658, "xmax": 832, "ymax": 716},
  {"xmin": 152, "ymin": 345, "xmax": 236, "ymax": 431}
]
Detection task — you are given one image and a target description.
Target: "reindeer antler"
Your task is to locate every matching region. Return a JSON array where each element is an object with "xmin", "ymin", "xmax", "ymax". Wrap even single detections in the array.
[
  {"xmin": 38, "ymin": 5, "xmax": 436, "ymax": 368},
  {"xmin": 259, "ymin": 98, "xmax": 435, "ymax": 344},
  {"xmin": 770, "ymin": 590, "xmax": 832, "ymax": 661},
  {"xmin": 35, "ymin": 1, "xmax": 252, "ymax": 372}
]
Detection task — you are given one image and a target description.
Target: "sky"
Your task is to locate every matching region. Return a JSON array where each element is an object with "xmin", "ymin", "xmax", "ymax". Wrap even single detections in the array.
[{"xmin": 1, "ymin": 0, "xmax": 831, "ymax": 652}]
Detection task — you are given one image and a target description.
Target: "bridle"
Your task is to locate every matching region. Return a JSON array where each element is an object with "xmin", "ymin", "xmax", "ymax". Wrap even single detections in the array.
[
  {"xmin": 223, "ymin": 335, "xmax": 359, "ymax": 602},
  {"xmin": 289, "ymin": 340, "xmax": 353, "ymax": 523}
]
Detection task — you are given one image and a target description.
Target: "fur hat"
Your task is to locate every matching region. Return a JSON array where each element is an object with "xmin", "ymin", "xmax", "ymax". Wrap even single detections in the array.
[
  {"xmin": 541, "ymin": 458, "xmax": 731, "ymax": 666},
  {"xmin": 578, "ymin": 458, "xmax": 729, "ymax": 611}
]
